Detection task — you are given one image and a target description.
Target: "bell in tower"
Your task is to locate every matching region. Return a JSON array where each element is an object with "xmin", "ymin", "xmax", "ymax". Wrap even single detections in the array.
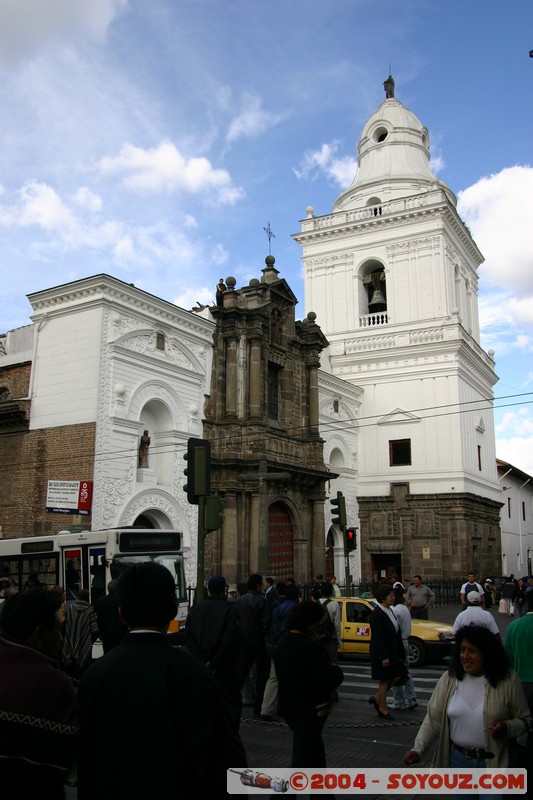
[{"xmin": 368, "ymin": 270, "xmax": 387, "ymax": 313}]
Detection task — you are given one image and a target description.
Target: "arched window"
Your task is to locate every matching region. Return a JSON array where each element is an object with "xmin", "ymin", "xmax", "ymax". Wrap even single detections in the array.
[{"xmin": 358, "ymin": 259, "xmax": 388, "ymax": 326}]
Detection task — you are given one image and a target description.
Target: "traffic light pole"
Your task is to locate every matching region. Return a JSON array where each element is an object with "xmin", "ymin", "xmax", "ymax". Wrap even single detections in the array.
[
  {"xmin": 343, "ymin": 525, "xmax": 351, "ymax": 597},
  {"xmin": 195, "ymin": 495, "xmax": 207, "ymax": 603}
]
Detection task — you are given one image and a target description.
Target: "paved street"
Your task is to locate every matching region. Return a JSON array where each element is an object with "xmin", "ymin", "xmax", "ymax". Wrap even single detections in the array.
[{"xmin": 238, "ymin": 604, "xmax": 518, "ymax": 799}]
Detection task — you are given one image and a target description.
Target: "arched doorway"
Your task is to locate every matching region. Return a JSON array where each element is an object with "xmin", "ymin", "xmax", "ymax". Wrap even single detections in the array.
[
  {"xmin": 133, "ymin": 514, "xmax": 155, "ymax": 529},
  {"xmin": 268, "ymin": 502, "xmax": 294, "ymax": 579}
]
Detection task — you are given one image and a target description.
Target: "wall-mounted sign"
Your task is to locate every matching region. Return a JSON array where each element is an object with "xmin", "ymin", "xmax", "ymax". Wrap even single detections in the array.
[
  {"xmin": 46, "ymin": 481, "xmax": 93, "ymax": 515},
  {"xmin": 422, "ymin": 547, "xmax": 430, "ymax": 560}
]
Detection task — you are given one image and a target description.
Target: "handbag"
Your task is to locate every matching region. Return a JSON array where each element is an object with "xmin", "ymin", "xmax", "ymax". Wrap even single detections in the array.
[
  {"xmin": 498, "ymin": 598, "xmax": 507, "ymax": 614},
  {"xmin": 395, "ymin": 661, "xmax": 409, "ymax": 686}
]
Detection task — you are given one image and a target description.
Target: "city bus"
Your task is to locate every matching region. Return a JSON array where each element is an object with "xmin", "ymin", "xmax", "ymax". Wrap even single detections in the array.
[{"xmin": 0, "ymin": 528, "xmax": 189, "ymax": 632}]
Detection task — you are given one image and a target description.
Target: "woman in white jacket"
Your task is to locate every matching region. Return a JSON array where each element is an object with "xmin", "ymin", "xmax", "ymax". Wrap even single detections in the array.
[{"xmin": 404, "ymin": 625, "xmax": 531, "ymax": 799}]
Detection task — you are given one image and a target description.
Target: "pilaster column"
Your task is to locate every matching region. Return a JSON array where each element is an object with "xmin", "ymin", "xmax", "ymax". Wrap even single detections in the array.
[
  {"xmin": 220, "ymin": 492, "xmax": 238, "ymax": 585},
  {"xmin": 225, "ymin": 336, "xmax": 238, "ymax": 418},
  {"xmin": 308, "ymin": 358, "xmax": 320, "ymax": 434},
  {"xmin": 249, "ymin": 338, "xmax": 262, "ymax": 419}
]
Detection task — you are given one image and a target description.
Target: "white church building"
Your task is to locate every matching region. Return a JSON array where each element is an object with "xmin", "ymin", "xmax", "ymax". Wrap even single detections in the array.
[{"xmin": 296, "ymin": 76, "xmax": 503, "ymax": 582}]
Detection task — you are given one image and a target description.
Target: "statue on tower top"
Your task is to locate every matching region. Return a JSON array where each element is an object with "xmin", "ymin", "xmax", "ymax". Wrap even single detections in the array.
[{"xmin": 383, "ymin": 73, "xmax": 395, "ymax": 99}]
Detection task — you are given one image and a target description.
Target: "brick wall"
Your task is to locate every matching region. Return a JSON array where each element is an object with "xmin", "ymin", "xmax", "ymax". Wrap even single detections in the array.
[
  {"xmin": 0, "ymin": 422, "xmax": 96, "ymax": 538},
  {"xmin": 0, "ymin": 362, "xmax": 31, "ymax": 399}
]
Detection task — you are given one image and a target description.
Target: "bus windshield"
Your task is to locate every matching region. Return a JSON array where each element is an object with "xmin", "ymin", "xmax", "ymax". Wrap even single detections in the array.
[{"xmin": 110, "ymin": 553, "xmax": 187, "ymax": 603}]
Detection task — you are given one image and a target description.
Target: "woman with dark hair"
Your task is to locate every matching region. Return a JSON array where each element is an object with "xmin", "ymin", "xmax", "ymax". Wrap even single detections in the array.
[
  {"xmin": 275, "ymin": 600, "xmax": 343, "ymax": 767},
  {"xmin": 368, "ymin": 583, "xmax": 405, "ymax": 720},
  {"xmin": 404, "ymin": 626, "xmax": 531, "ymax": 797}
]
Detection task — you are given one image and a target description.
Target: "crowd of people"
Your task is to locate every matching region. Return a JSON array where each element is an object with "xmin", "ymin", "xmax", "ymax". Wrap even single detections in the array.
[{"xmin": 1, "ymin": 567, "xmax": 532, "ymax": 798}]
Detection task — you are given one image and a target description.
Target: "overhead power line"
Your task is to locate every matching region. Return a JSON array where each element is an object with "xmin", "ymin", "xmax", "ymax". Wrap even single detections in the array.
[{"xmin": 0, "ymin": 391, "xmax": 531, "ymax": 475}]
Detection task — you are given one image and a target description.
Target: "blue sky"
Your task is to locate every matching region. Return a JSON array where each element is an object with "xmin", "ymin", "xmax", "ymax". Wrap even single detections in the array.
[{"xmin": 0, "ymin": 0, "xmax": 532, "ymax": 474}]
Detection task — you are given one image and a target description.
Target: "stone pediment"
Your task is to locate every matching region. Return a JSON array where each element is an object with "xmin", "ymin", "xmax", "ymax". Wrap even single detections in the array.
[
  {"xmin": 115, "ymin": 330, "xmax": 199, "ymax": 372},
  {"xmin": 268, "ymin": 278, "xmax": 298, "ymax": 307},
  {"xmin": 376, "ymin": 407, "xmax": 421, "ymax": 425}
]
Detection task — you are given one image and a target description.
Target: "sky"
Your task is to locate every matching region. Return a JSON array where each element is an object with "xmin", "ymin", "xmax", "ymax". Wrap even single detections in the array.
[{"xmin": 0, "ymin": 0, "xmax": 532, "ymax": 475}]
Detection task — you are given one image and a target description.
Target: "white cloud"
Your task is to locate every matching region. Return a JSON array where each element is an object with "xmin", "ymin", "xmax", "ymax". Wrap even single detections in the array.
[
  {"xmin": 0, "ymin": 0, "xmax": 127, "ymax": 68},
  {"xmin": 0, "ymin": 179, "xmax": 210, "ymax": 271},
  {"xmin": 184, "ymin": 215, "xmax": 198, "ymax": 229},
  {"xmin": 210, "ymin": 243, "xmax": 229, "ymax": 265},
  {"xmin": 173, "ymin": 286, "xmax": 217, "ymax": 312},
  {"xmin": 495, "ymin": 406, "xmax": 533, "ymax": 475},
  {"xmin": 458, "ymin": 166, "xmax": 533, "ymax": 294},
  {"xmin": 0, "ymin": 180, "xmax": 119, "ymax": 250},
  {"xmin": 294, "ymin": 141, "xmax": 357, "ymax": 188},
  {"xmin": 496, "ymin": 436, "xmax": 533, "ymax": 477},
  {"xmin": 1, "ymin": 180, "xmax": 81, "ymax": 241},
  {"xmin": 429, "ymin": 154, "xmax": 445, "ymax": 174},
  {"xmin": 97, "ymin": 141, "xmax": 245, "ymax": 205},
  {"xmin": 73, "ymin": 187, "xmax": 103, "ymax": 213},
  {"xmin": 226, "ymin": 93, "xmax": 285, "ymax": 144}
]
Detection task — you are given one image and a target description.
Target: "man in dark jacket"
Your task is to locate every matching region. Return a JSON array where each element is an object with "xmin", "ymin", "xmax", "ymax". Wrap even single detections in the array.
[
  {"xmin": 77, "ymin": 562, "xmax": 246, "ymax": 800},
  {"xmin": 0, "ymin": 589, "xmax": 79, "ymax": 798},
  {"xmin": 235, "ymin": 573, "xmax": 270, "ymax": 718},
  {"xmin": 185, "ymin": 575, "xmax": 241, "ymax": 730}
]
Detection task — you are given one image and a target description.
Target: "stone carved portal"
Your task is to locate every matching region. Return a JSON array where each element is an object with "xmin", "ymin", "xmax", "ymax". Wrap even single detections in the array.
[{"xmin": 268, "ymin": 502, "xmax": 294, "ymax": 578}]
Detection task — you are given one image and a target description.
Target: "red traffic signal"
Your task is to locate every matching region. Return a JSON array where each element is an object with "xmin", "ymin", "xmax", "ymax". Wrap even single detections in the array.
[{"xmin": 345, "ymin": 527, "xmax": 357, "ymax": 552}]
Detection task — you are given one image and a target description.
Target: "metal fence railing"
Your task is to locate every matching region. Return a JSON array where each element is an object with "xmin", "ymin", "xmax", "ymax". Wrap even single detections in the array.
[
  {"xmin": 330, "ymin": 579, "xmax": 489, "ymax": 607},
  {"xmin": 187, "ymin": 578, "xmax": 496, "ymax": 608}
]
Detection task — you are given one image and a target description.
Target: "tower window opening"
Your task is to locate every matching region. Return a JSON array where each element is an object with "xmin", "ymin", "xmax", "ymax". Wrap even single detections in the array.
[
  {"xmin": 389, "ymin": 439, "xmax": 411, "ymax": 467},
  {"xmin": 373, "ymin": 126, "xmax": 389, "ymax": 143},
  {"xmin": 367, "ymin": 269, "xmax": 387, "ymax": 312}
]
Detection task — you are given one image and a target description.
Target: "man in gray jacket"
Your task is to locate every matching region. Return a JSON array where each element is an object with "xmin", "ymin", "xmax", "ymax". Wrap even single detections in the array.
[{"xmin": 406, "ymin": 575, "xmax": 435, "ymax": 620}]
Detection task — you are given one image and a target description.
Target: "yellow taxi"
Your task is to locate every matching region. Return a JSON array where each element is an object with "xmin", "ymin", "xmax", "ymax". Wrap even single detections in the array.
[{"xmin": 335, "ymin": 596, "xmax": 455, "ymax": 667}]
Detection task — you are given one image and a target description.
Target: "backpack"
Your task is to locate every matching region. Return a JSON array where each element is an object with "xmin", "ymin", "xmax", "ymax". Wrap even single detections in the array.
[
  {"xmin": 313, "ymin": 599, "xmax": 335, "ymax": 642},
  {"xmin": 265, "ymin": 600, "xmax": 295, "ymax": 657}
]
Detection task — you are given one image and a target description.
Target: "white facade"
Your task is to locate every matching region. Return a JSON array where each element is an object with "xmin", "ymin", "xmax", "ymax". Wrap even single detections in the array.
[
  {"xmin": 498, "ymin": 460, "xmax": 533, "ymax": 577},
  {"xmin": 318, "ymin": 354, "xmax": 362, "ymax": 582},
  {"xmin": 27, "ymin": 275, "xmax": 214, "ymax": 586},
  {"xmin": 295, "ymin": 93, "xmax": 500, "ymax": 506}
]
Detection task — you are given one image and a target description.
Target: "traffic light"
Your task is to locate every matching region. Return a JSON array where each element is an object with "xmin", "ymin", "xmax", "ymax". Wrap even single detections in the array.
[
  {"xmin": 205, "ymin": 495, "xmax": 224, "ymax": 532},
  {"xmin": 183, "ymin": 438, "xmax": 211, "ymax": 505},
  {"xmin": 345, "ymin": 527, "xmax": 357, "ymax": 552},
  {"xmin": 330, "ymin": 491, "xmax": 347, "ymax": 529}
]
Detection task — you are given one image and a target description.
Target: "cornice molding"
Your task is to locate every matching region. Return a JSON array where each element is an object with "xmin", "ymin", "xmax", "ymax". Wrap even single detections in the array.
[{"xmin": 28, "ymin": 274, "xmax": 214, "ymax": 339}]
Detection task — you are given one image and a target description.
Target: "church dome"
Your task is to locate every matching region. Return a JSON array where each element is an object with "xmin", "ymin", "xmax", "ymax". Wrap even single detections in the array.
[{"xmin": 334, "ymin": 83, "xmax": 455, "ymax": 211}]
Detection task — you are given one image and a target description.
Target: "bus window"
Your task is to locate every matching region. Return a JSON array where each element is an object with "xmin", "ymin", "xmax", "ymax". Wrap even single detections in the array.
[
  {"xmin": 64, "ymin": 551, "xmax": 81, "ymax": 600},
  {"xmin": 0, "ymin": 559, "xmax": 18, "ymax": 591},
  {"xmin": 109, "ymin": 553, "xmax": 188, "ymax": 630},
  {"xmin": 89, "ymin": 549, "xmax": 106, "ymax": 605},
  {"xmin": 110, "ymin": 554, "xmax": 186, "ymax": 600},
  {"xmin": 22, "ymin": 557, "xmax": 58, "ymax": 589}
]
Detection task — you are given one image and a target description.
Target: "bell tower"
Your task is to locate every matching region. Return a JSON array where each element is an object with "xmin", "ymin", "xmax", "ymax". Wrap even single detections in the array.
[{"xmin": 294, "ymin": 77, "xmax": 502, "ymax": 579}]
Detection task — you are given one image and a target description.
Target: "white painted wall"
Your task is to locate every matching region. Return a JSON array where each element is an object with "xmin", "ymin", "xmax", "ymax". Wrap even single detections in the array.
[{"xmin": 498, "ymin": 463, "xmax": 533, "ymax": 577}]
